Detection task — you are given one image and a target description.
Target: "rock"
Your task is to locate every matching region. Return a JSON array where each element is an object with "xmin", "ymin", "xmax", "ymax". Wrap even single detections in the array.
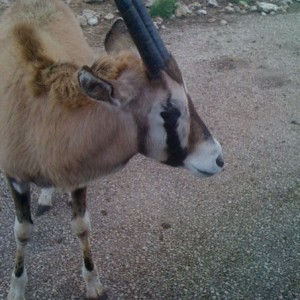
[
  {"xmin": 220, "ymin": 19, "xmax": 228, "ymax": 25},
  {"xmin": 154, "ymin": 16, "xmax": 164, "ymax": 26},
  {"xmin": 261, "ymin": 11, "xmax": 267, "ymax": 15},
  {"xmin": 257, "ymin": 2, "xmax": 279, "ymax": 13},
  {"xmin": 77, "ymin": 15, "xmax": 88, "ymax": 26},
  {"xmin": 83, "ymin": 0, "xmax": 103, "ymax": 3},
  {"xmin": 161, "ymin": 25, "xmax": 166, "ymax": 30},
  {"xmin": 153, "ymin": 22, "xmax": 159, "ymax": 30},
  {"xmin": 87, "ymin": 17, "xmax": 99, "ymax": 26},
  {"xmin": 208, "ymin": 0, "xmax": 218, "ymax": 7},
  {"xmin": 240, "ymin": 9, "xmax": 247, "ymax": 14},
  {"xmin": 82, "ymin": 9, "xmax": 97, "ymax": 20},
  {"xmin": 189, "ymin": 2, "xmax": 202, "ymax": 10},
  {"xmin": 279, "ymin": 0, "xmax": 293, "ymax": 5},
  {"xmin": 250, "ymin": 5, "xmax": 258, "ymax": 12},
  {"xmin": 234, "ymin": 6, "xmax": 241, "ymax": 12},
  {"xmin": 175, "ymin": 4, "xmax": 192, "ymax": 17},
  {"xmin": 270, "ymin": 10, "xmax": 276, "ymax": 15},
  {"xmin": 104, "ymin": 13, "xmax": 115, "ymax": 20},
  {"xmin": 145, "ymin": 0, "xmax": 155, "ymax": 8},
  {"xmin": 225, "ymin": 5, "xmax": 235, "ymax": 13},
  {"xmin": 197, "ymin": 9, "xmax": 207, "ymax": 15},
  {"xmin": 197, "ymin": 9, "xmax": 208, "ymax": 15},
  {"xmin": 239, "ymin": 0, "xmax": 249, "ymax": 8}
]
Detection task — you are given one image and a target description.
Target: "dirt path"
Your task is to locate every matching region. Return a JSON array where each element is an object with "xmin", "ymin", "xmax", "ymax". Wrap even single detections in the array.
[{"xmin": 0, "ymin": 4, "xmax": 299, "ymax": 300}]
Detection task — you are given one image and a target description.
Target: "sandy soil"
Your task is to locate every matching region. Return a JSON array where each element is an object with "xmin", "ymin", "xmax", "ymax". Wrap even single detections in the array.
[{"xmin": 0, "ymin": 1, "xmax": 299, "ymax": 299}]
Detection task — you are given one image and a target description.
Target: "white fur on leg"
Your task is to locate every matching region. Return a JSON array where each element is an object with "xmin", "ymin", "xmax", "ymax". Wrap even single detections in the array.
[
  {"xmin": 38, "ymin": 188, "xmax": 54, "ymax": 206},
  {"xmin": 82, "ymin": 266, "xmax": 106, "ymax": 299},
  {"xmin": 7, "ymin": 270, "xmax": 28, "ymax": 300},
  {"xmin": 14, "ymin": 218, "xmax": 33, "ymax": 246}
]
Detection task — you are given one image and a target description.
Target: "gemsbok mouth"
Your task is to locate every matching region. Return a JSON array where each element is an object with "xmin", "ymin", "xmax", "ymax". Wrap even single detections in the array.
[{"xmin": 191, "ymin": 166, "xmax": 216, "ymax": 177}]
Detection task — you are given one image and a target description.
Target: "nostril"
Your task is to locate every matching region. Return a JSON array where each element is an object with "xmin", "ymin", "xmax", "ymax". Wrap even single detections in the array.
[{"xmin": 216, "ymin": 155, "xmax": 224, "ymax": 168}]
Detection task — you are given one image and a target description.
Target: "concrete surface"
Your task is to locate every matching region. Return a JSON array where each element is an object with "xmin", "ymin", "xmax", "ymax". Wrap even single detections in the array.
[{"xmin": 0, "ymin": 9, "xmax": 300, "ymax": 300}]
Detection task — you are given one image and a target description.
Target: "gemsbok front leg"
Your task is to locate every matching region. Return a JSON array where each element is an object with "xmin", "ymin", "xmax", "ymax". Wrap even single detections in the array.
[
  {"xmin": 71, "ymin": 187, "xmax": 107, "ymax": 300},
  {"xmin": 7, "ymin": 177, "xmax": 33, "ymax": 300}
]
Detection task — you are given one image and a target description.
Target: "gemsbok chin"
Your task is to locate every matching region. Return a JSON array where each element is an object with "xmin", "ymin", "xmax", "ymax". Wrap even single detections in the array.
[{"xmin": 0, "ymin": 0, "xmax": 224, "ymax": 298}]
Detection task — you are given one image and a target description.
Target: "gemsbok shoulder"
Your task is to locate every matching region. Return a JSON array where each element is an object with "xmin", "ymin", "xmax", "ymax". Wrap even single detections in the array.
[{"xmin": 0, "ymin": 0, "xmax": 224, "ymax": 299}]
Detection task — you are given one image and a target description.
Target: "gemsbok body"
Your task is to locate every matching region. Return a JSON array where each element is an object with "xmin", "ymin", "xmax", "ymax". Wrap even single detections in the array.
[{"xmin": 0, "ymin": 0, "xmax": 224, "ymax": 299}]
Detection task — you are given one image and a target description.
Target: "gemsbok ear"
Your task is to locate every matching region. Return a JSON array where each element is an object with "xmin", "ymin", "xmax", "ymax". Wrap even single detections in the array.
[
  {"xmin": 78, "ymin": 66, "xmax": 119, "ymax": 106},
  {"xmin": 104, "ymin": 18, "xmax": 137, "ymax": 55}
]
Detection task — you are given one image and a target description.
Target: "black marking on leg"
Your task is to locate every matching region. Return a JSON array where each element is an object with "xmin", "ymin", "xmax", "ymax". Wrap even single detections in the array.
[
  {"xmin": 14, "ymin": 257, "xmax": 24, "ymax": 278},
  {"xmin": 36, "ymin": 204, "xmax": 52, "ymax": 216},
  {"xmin": 84, "ymin": 257, "xmax": 94, "ymax": 272},
  {"xmin": 71, "ymin": 187, "xmax": 87, "ymax": 218},
  {"xmin": 161, "ymin": 101, "xmax": 187, "ymax": 166},
  {"xmin": 7, "ymin": 177, "xmax": 33, "ymax": 224}
]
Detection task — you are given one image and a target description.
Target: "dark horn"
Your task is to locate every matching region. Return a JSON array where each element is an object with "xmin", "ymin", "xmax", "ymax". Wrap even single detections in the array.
[
  {"xmin": 114, "ymin": 0, "xmax": 166, "ymax": 77},
  {"xmin": 132, "ymin": 0, "xmax": 171, "ymax": 62}
]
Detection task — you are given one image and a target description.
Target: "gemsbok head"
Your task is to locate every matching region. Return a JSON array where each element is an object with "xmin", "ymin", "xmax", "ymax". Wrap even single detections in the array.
[{"xmin": 0, "ymin": 0, "xmax": 224, "ymax": 299}]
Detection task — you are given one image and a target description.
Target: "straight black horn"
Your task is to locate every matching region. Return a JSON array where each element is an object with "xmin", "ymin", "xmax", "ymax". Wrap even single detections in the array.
[
  {"xmin": 132, "ymin": 0, "xmax": 171, "ymax": 62},
  {"xmin": 114, "ymin": 0, "xmax": 168, "ymax": 78}
]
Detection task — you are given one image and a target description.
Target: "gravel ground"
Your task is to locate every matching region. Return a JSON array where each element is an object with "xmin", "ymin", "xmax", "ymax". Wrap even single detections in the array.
[{"xmin": 0, "ymin": 5, "xmax": 300, "ymax": 300}]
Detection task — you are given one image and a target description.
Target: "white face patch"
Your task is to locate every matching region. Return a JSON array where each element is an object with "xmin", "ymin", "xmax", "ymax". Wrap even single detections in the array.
[
  {"xmin": 145, "ymin": 73, "xmax": 190, "ymax": 163},
  {"xmin": 164, "ymin": 73, "xmax": 190, "ymax": 151},
  {"xmin": 146, "ymin": 101, "xmax": 168, "ymax": 161}
]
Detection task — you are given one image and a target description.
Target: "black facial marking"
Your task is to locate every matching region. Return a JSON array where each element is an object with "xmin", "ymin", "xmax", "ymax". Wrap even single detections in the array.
[{"xmin": 161, "ymin": 100, "xmax": 187, "ymax": 166}]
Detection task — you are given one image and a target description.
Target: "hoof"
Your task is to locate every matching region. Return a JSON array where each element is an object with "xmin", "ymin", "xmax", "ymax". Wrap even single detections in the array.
[
  {"xmin": 86, "ymin": 291, "xmax": 108, "ymax": 300},
  {"xmin": 36, "ymin": 205, "xmax": 52, "ymax": 216},
  {"xmin": 86, "ymin": 286, "xmax": 109, "ymax": 300}
]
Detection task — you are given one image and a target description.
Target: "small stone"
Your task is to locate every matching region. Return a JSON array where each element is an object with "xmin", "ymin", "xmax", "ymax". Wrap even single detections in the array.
[
  {"xmin": 104, "ymin": 13, "xmax": 115, "ymax": 20},
  {"xmin": 270, "ymin": 10, "xmax": 276, "ymax": 15},
  {"xmin": 250, "ymin": 5, "xmax": 258, "ymax": 12},
  {"xmin": 208, "ymin": 0, "xmax": 218, "ymax": 7},
  {"xmin": 175, "ymin": 4, "xmax": 192, "ymax": 17},
  {"xmin": 197, "ymin": 9, "xmax": 208, "ymax": 15},
  {"xmin": 161, "ymin": 25, "xmax": 166, "ymax": 30},
  {"xmin": 240, "ymin": 9, "xmax": 247, "ymax": 14},
  {"xmin": 87, "ymin": 17, "xmax": 99, "ymax": 26},
  {"xmin": 153, "ymin": 22, "xmax": 159, "ymax": 30},
  {"xmin": 239, "ymin": 0, "xmax": 249, "ymax": 8},
  {"xmin": 154, "ymin": 16, "xmax": 164, "ymax": 25},
  {"xmin": 82, "ymin": 9, "xmax": 97, "ymax": 20},
  {"xmin": 257, "ymin": 2, "xmax": 279, "ymax": 13},
  {"xmin": 261, "ymin": 11, "xmax": 267, "ymax": 15},
  {"xmin": 220, "ymin": 19, "xmax": 228, "ymax": 25},
  {"xmin": 83, "ymin": 0, "xmax": 103, "ymax": 3},
  {"xmin": 225, "ymin": 5, "xmax": 235, "ymax": 13},
  {"xmin": 234, "ymin": 6, "xmax": 241, "ymax": 12},
  {"xmin": 145, "ymin": 0, "xmax": 155, "ymax": 7},
  {"xmin": 189, "ymin": 2, "xmax": 202, "ymax": 10}
]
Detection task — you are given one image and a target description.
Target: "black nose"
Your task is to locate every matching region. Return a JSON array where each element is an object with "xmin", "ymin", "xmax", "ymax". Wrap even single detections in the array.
[{"xmin": 216, "ymin": 155, "xmax": 224, "ymax": 168}]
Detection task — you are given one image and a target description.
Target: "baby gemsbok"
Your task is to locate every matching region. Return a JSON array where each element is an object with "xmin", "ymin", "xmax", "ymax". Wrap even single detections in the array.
[{"xmin": 0, "ymin": 0, "xmax": 224, "ymax": 299}]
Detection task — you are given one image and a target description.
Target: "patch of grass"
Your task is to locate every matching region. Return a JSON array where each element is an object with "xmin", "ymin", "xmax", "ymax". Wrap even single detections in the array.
[{"xmin": 150, "ymin": 0, "xmax": 177, "ymax": 19}]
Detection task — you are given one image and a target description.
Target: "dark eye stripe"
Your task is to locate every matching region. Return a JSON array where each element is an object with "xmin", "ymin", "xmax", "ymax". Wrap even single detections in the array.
[{"xmin": 161, "ymin": 101, "xmax": 187, "ymax": 166}]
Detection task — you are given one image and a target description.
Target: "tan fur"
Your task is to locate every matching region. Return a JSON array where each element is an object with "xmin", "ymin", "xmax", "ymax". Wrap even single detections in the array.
[{"xmin": 0, "ymin": 0, "xmax": 140, "ymax": 190}]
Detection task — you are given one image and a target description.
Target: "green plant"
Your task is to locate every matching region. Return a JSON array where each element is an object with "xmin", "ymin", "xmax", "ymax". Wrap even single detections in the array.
[{"xmin": 150, "ymin": 0, "xmax": 177, "ymax": 19}]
